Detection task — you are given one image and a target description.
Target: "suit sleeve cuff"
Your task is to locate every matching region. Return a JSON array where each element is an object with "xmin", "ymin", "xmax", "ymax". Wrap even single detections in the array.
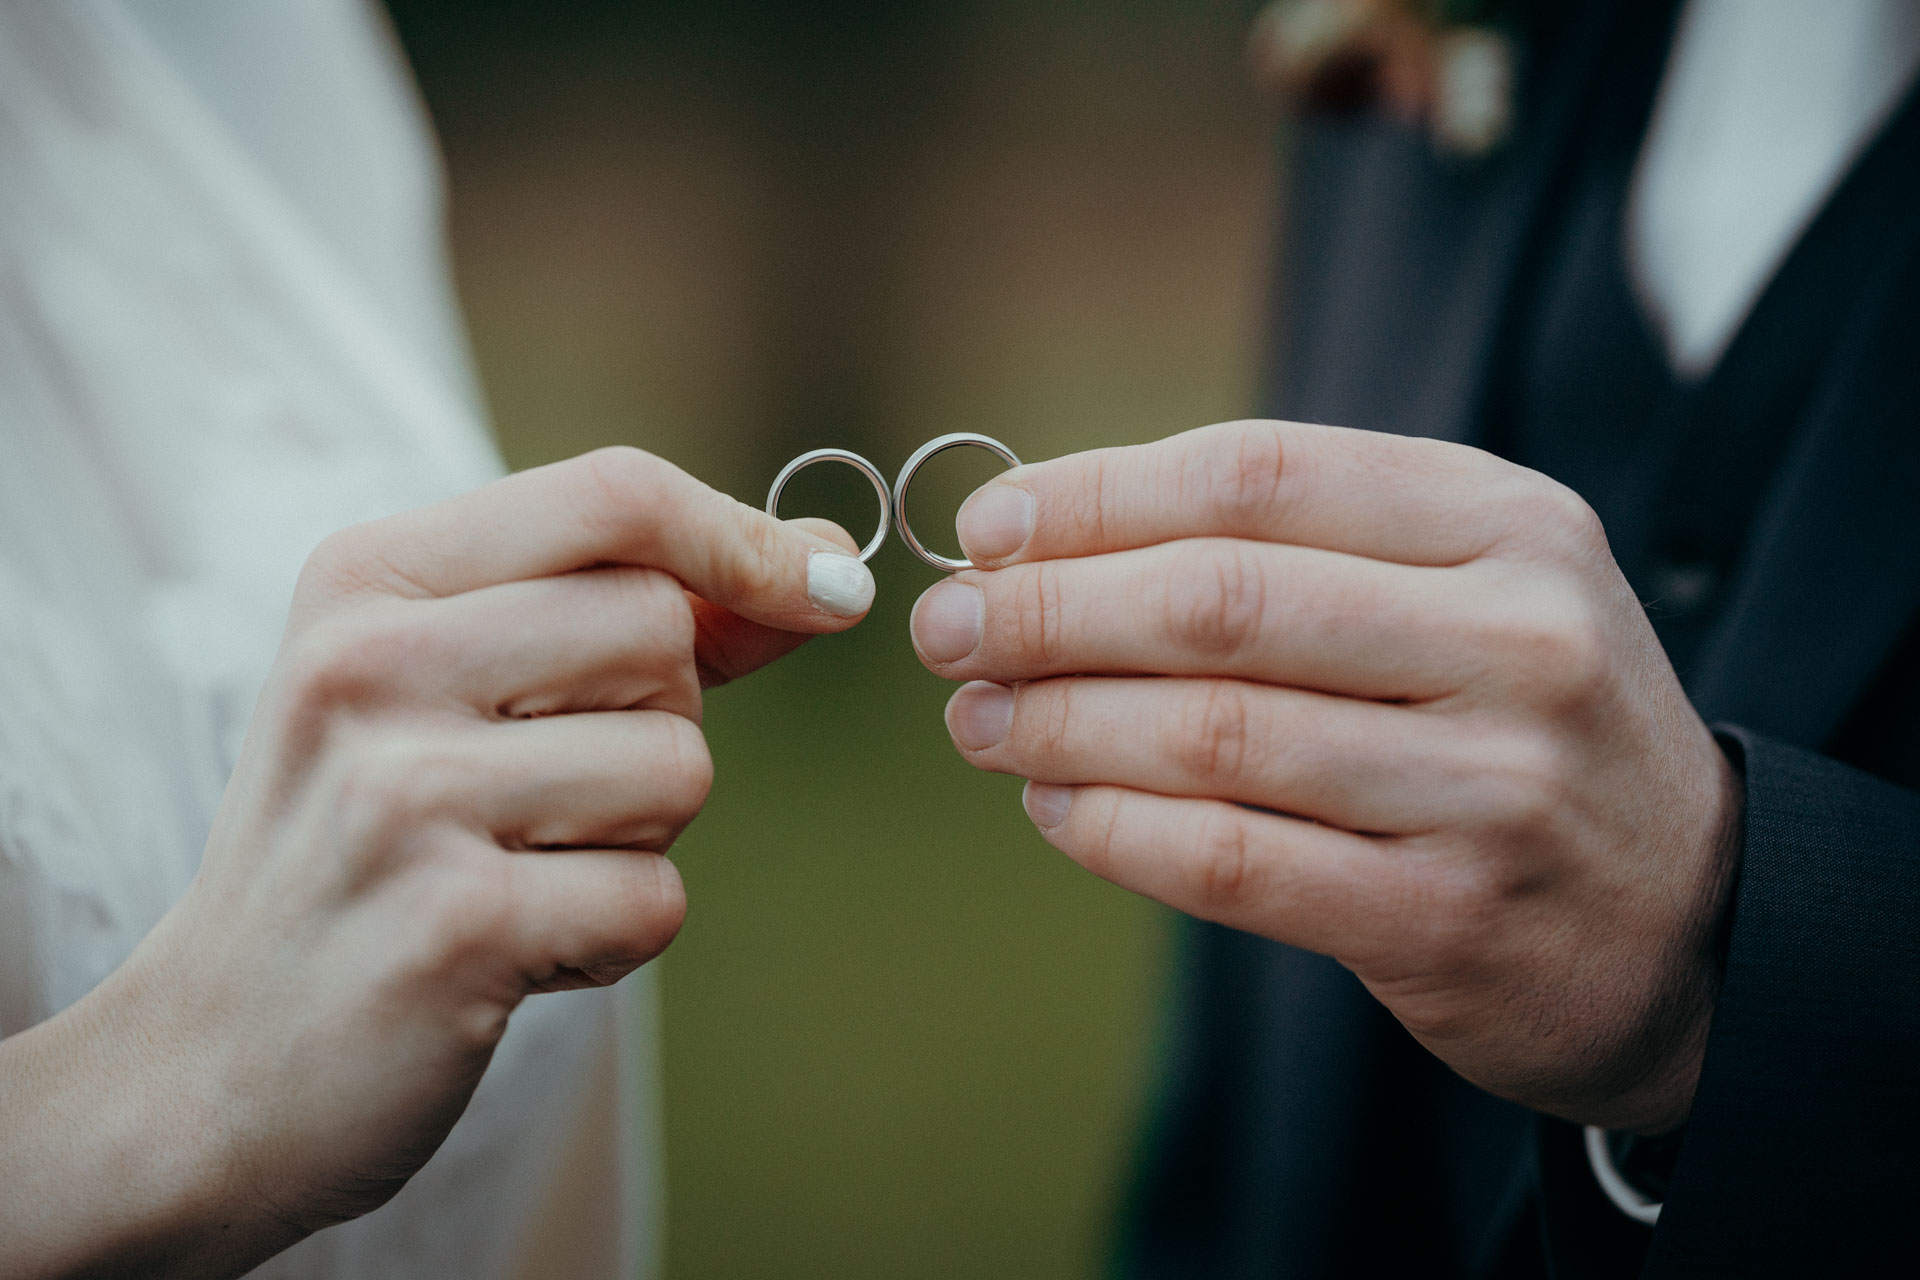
[{"xmin": 1644, "ymin": 728, "xmax": 1920, "ymax": 1274}]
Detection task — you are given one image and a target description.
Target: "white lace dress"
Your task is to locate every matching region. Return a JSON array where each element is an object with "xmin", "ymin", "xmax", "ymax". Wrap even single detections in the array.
[{"xmin": 0, "ymin": 2, "xmax": 655, "ymax": 1274}]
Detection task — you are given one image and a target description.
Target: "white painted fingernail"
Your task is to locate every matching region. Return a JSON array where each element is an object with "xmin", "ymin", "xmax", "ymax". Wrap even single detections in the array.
[{"xmin": 807, "ymin": 552, "xmax": 875, "ymax": 617}]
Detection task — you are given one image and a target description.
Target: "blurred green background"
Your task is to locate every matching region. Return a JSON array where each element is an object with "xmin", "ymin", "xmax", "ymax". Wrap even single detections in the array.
[{"xmin": 385, "ymin": 4, "xmax": 1275, "ymax": 1275}]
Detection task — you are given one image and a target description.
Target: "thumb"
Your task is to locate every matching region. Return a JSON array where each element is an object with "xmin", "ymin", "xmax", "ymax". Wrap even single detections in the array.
[
  {"xmin": 786, "ymin": 516, "xmax": 875, "ymax": 624},
  {"xmin": 690, "ymin": 517, "xmax": 870, "ymax": 686},
  {"xmin": 323, "ymin": 448, "xmax": 873, "ymax": 632}
]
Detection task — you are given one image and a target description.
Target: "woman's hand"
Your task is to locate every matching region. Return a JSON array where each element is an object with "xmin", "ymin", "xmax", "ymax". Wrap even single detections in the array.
[
  {"xmin": 913, "ymin": 420, "xmax": 1740, "ymax": 1134},
  {"xmin": 0, "ymin": 447, "xmax": 873, "ymax": 1279}
]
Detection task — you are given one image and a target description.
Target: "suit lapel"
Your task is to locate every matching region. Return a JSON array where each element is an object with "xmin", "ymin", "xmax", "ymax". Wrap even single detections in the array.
[
  {"xmin": 1689, "ymin": 230, "xmax": 1920, "ymax": 745},
  {"xmin": 1274, "ymin": 1, "xmax": 1626, "ymax": 448}
]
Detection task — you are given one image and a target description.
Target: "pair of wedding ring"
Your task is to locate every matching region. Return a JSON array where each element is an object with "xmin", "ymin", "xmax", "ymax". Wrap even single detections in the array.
[{"xmin": 765, "ymin": 432, "xmax": 1022, "ymax": 572}]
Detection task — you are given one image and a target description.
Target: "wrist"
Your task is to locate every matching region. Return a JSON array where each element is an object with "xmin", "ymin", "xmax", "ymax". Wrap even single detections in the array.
[
  {"xmin": 1591, "ymin": 735, "xmax": 1745, "ymax": 1135},
  {"xmin": 1598, "ymin": 981, "xmax": 1714, "ymax": 1135},
  {"xmin": 0, "ymin": 907, "xmax": 298, "ymax": 1279}
]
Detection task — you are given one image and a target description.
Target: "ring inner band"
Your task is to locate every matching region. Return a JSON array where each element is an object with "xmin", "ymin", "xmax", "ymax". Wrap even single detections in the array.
[
  {"xmin": 892, "ymin": 432, "xmax": 1023, "ymax": 572},
  {"xmin": 765, "ymin": 448, "xmax": 892, "ymax": 563}
]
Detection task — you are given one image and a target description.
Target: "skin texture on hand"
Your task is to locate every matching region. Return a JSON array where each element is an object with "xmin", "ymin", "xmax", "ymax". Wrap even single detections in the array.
[
  {"xmin": 914, "ymin": 420, "xmax": 1742, "ymax": 1135},
  {"xmin": 0, "ymin": 447, "xmax": 872, "ymax": 1279}
]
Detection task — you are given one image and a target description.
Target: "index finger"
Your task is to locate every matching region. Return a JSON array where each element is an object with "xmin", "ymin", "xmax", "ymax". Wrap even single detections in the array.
[
  {"xmin": 954, "ymin": 420, "xmax": 1522, "ymax": 569},
  {"xmin": 305, "ymin": 447, "xmax": 875, "ymax": 632}
]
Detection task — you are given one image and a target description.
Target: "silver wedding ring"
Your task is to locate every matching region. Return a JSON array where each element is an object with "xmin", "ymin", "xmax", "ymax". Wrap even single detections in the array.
[
  {"xmin": 765, "ymin": 448, "xmax": 891, "ymax": 563},
  {"xmin": 892, "ymin": 433, "xmax": 1022, "ymax": 571},
  {"xmin": 765, "ymin": 433, "xmax": 1022, "ymax": 571}
]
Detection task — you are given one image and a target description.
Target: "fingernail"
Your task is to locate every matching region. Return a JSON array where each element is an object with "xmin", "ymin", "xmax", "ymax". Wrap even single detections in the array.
[
  {"xmin": 910, "ymin": 581, "xmax": 984, "ymax": 663},
  {"xmin": 807, "ymin": 552, "xmax": 875, "ymax": 617},
  {"xmin": 956, "ymin": 485, "xmax": 1034, "ymax": 563},
  {"xmin": 1023, "ymin": 781, "xmax": 1075, "ymax": 829},
  {"xmin": 946, "ymin": 682, "xmax": 1014, "ymax": 750}
]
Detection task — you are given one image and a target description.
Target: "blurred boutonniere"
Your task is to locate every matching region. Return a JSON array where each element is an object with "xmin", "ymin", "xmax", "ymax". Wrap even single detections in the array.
[{"xmin": 1249, "ymin": 0, "xmax": 1519, "ymax": 159}]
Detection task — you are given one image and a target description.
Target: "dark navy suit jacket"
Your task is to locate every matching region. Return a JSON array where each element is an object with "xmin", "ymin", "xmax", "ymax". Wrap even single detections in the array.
[{"xmin": 1120, "ymin": 4, "xmax": 1920, "ymax": 1276}]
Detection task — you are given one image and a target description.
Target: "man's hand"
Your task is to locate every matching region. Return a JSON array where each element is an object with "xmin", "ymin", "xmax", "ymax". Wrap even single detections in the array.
[
  {"xmin": 912, "ymin": 420, "xmax": 1740, "ymax": 1134},
  {"xmin": 0, "ymin": 447, "xmax": 873, "ymax": 1280}
]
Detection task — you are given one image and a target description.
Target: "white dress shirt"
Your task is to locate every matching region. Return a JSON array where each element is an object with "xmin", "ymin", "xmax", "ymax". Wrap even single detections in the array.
[{"xmin": 1629, "ymin": 0, "xmax": 1920, "ymax": 378}]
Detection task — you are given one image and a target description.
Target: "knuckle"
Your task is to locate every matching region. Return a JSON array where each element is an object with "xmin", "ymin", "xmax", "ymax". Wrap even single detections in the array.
[
  {"xmin": 1484, "ymin": 733, "xmax": 1573, "ymax": 838},
  {"xmin": 297, "ymin": 524, "xmax": 386, "ymax": 600},
  {"xmin": 419, "ymin": 863, "xmax": 516, "ymax": 985},
  {"xmin": 579, "ymin": 445, "xmax": 661, "ymax": 508},
  {"xmin": 1017, "ymin": 562, "xmax": 1070, "ymax": 667},
  {"xmin": 1166, "ymin": 543, "xmax": 1268, "ymax": 659},
  {"xmin": 1022, "ymin": 680, "xmax": 1076, "ymax": 759},
  {"xmin": 1172, "ymin": 682, "xmax": 1254, "ymax": 781},
  {"xmin": 719, "ymin": 510, "xmax": 784, "ymax": 603},
  {"xmin": 1075, "ymin": 449, "xmax": 1117, "ymax": 547},
  {"xmin": 1493, "ymin": 591, "xmax": 1612, "ymax": 710},
  {"xmin": 278, "ymin": 609, "xmax": 434, "ymax": 714},
  {"xmin": 430, "ymin": 866, "xmax": 508, "ymax": 947},
  {"xmin": 298, "ymin": 521, "xmax": 438, "ymax": 601},
  {"xmin": 583, "ymin": 856, "xmax": 687, "ymax": 972},
  {"xmin": 1502, "ymin": 475, "xmax": 1608, "ymax": 558},
  {"xmin": 1197, "ymin": 421, "xmax": 1289, "ymax": 528},
  {"xmin": 615, "ymin": 567, "xmax": 697, "ymax": 653},
  {"xmin": 571, "ymin": 446, "xmax": 664, "ymax": 543},
  {"xmin": 276, "ymin": 625, "xmax": 365, "ymax": 717},
  {"xmin": 1069, "ymin": 790, "xmax": 1120, "ymax": 880},
  {"xmin": 449, "ymin": 998, "xmax": 514, "ymax": 1053},
  {"xmin": 618, "ymin": 856, "xmax": 689, "ymax": 961},
  {"xmin": 329, "ymin": 734, "xmax": 471, "ymax": 852},
  {"xmin": 348, "ymin": 844, "xmax": 474, "ymax": 960},
  {"xmin": 658, "ymin": 716, "xmax": 715, "ymax": 814},
  {"xmin": 1187, "ymin": 808, "xmax": 1255, "ymax": 910}
]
